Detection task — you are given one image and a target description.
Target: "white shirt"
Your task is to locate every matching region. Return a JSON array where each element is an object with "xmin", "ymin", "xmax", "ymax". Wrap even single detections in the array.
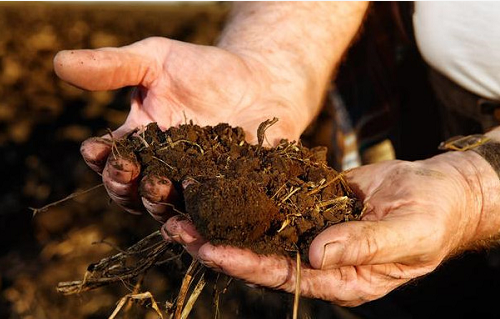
[{"xmin": 413, "ymin": 2, "xmax": 500, "ymax": 100}]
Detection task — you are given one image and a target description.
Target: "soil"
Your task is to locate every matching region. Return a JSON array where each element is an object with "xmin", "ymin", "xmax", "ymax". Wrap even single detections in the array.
[
  {"xmin": 5, "ymin": 3, "xmax": 498, "ymax": 319},
  {"xmin": 118, "ymin": 122, "xmax": 363, "ymax": 257},
  {"xmin": 0, "ymin": 2, "xmax": 362, "ymax": 318}
]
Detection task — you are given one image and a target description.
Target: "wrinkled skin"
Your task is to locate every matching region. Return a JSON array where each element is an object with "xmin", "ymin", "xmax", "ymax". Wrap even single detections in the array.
[
  {"xmin": 162, "ymin": 155, "xmax": 484, "ymax": 306},
  {"xmin": 54, "ymin": 37, "xmax": 304, "ymax": 219},
  {"xmin": 55, "ymin": 37, "xmax": 497, "ymax": 306}
]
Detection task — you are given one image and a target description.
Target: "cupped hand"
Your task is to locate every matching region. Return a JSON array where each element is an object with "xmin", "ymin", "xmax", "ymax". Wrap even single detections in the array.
[
  {"xmin": 54, "ymin": 37, "xmax": 307, "ymax": 218},
  {"xmin": 163, "ymin": 151, "xmax": 489, "ymax": 306}
]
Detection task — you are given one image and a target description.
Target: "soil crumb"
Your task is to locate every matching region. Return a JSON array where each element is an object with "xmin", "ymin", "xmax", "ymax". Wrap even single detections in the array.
[{"xmin": 117, "ymin": 121, "xmax": 363, "ymax": 257}]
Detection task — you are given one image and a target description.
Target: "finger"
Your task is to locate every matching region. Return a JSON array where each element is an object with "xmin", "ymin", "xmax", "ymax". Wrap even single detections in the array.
[
  {"xmin": 80, "ymin": 122, "xmax": 139, "ymax": 174},
  {"xmin": 198, "ymin": 244, "xmax": 296, "ymax": 289},
  {"xmin": 102, "ymin": 153, "xmax": 143, "ymax": 215},
  {"xmin": 163, "ymin": 216, "xmax": 207, "ymax": 257},
  {"xmin": 309, "ymin": 215, "xmax": 441, "ymax": 269},
  {"xmin": 197, "ymin": 244, "xmax": 408, "ymax": 306},
  {"xmin": 53, "ymin": 38, "xmax": 162, "ymax": 91},
  {"xmin": 140, "ymin": 175, "xmax": 179, "ymax": 223},
  {"xmin": 80, "ymin": 137, "xmax": 112, "ymax": 174}
]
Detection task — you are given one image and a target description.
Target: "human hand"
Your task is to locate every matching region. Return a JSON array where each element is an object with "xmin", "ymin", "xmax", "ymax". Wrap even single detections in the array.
[
  {"xmin": 163, "ymin": 150, "xmax": 500, "ymax": 306},
  {"xmin": 54, "ymin": 1, "xmax": 369, "ymax": 220},
  {"xmin": 54, "ymin": 37, "xmax": 309, "ymax": 218}
]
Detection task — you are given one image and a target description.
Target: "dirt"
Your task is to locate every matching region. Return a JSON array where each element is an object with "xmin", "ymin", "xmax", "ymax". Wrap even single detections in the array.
[
  {"xmin": 118, "ymin": 121, "xmax": 363, "ymax": 257},
  {"xmin": 0, "ymin": 2, "xmax": 360, "ymax": 317},
  {"xmin": 3, "ymin": 3, "xmax": 499, "ymax": 318}
]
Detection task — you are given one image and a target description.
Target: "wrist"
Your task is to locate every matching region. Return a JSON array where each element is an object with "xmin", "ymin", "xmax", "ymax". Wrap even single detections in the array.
[
  {"xmin": 472, "ymin": 131, "xmax": 500, "ymax": 243},
  {"xmin": 216, "ymin": 2, "xmax": 368, "ymax": 134},
  {"xmin": 433, "ymin": 150, "xmax": 500, "ymax": 250},
  {"xmin": 216, "ymin": 5, "xmax": 328, "ymax": 118}
]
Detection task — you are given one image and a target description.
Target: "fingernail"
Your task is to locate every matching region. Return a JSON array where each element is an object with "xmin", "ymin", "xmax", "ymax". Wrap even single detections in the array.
[
  {"xmin": 80, "ymin": 138, "xmax": 111, "ymax": 170},
  {"xmin": 161, "ymin": 223, "xmax": 178, "ymax": 241},
  {"xmin": 164, "ymin": 220, "xmax": 180, "ymax": 236},
  {"xmin": 141, "ymin": 176, "xmax": 174, "ymax": 203},
  {"xmin": 107, "ymin": 159, "xmax": 138, "ymax": 183},
  {"xmin": 179, "ymin": 231, "xmax": 196, "ymax": 245},
  {"xmin": 108, "ymin": 157, "xmax": 135, "ymax": 172},
  {"xmin": 160, "ymin": 225, "xmax": 173, "ymax": 242},
  {"xmin": 321, "ymin": 242, "xmax": 342, "ymax": 270},
  {"xmin": 165, "ymin": 219, "xmax": 197, "ymax": 245}
]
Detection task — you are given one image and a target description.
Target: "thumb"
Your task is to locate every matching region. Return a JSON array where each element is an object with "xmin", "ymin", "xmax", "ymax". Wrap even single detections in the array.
[
  {"xmin": 53, "ymin": 37, "xmax": 165, "ymax": 91},
  {"xmin": 309, "ymin": 215, "xmax": 440, "ymax": 269}
]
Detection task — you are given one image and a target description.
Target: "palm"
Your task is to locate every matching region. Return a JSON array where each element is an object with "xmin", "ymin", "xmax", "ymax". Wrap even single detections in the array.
[
  {"xmin": 345, "ymin": 160, "xmax": 467, "ymax": 263},
  {"xmin": 307, "ymin": 159, "xmax": 473, "ymax": 304},
  {"xmin": 170, "ymin": 158, "xmax": 474, "ymax": 306},
  {"xmin": 101, "ymin": 38, "xmax": 300, "ymax": 143},
  {"xmin": 54, "ymin": 37, "xmax": 306, "ymax": 216}
]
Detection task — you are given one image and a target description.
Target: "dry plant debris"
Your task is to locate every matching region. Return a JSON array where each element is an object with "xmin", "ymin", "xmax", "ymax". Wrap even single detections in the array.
[
  {"xmin": 76, "ymin": 119, "xmax": 364, "ymax": 317},
  {"xmin": 53, "ymin": 119, "xmax": 363, "ymax": 318},
  {"xmin": 56, "ymin": 231, "xmax": 178, "ymax": 295}
]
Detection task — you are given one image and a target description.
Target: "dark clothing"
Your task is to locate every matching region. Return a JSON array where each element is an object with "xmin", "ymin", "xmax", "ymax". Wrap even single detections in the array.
[{"xmin": 429, "ymin": 68, "xmax": 500, "ymax": 138}]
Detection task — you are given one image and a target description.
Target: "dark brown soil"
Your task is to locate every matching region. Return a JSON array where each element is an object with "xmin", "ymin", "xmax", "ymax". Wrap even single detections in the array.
[
  {"xmin": 118, "ymin": 121, "xmax": 363, "ymax": 256},
  {"xmin": 0, "ymin": 4, "xmax": 361, "ymax": 318}
]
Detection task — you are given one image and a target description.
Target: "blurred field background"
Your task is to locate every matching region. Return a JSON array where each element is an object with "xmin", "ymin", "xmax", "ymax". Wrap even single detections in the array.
[{"xmin": 2, "ymin": 2, "xmax": 500, "ymax": 319}]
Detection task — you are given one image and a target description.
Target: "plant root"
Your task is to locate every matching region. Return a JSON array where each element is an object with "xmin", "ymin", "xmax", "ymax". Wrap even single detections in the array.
[
  {"xmin": 108, "ymin": 291, "xmax": 164, "ymax": 319},
  {"xmin": 293, "ymin": 251, "xmax": 301, "ymax": 319},
  {"xmin": 174, "ymin": 259, "xmax": 202, "ymax": 319},
  {"xmin": 29, "ymin": 183, "xmax": 104, "ymax": 217},
  {"xmin": 57, "ymin": 231, "xmax": 176, "ymax": 295},
  {"xmin": 181, "ymin": 270, "xmax": 206, "ymax": 319}
]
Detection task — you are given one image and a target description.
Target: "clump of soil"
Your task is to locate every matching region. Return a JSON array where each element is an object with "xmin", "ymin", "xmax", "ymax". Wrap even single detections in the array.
[{"xmin": 117, "ymin": 121, "xmax": 363, "ymax": 257}]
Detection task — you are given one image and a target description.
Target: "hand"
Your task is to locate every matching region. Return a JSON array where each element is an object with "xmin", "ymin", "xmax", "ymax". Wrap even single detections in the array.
[
  {"xmin": 163, "ymin": 150, "xmax": 499, "ymax": 306},
  {"xmin": 53, "ymin": 1, "xmax": 369, "ymax": 220},
  {"xmin": 54, "ymin": 37, "xmax": 308, "ymax": 218}
]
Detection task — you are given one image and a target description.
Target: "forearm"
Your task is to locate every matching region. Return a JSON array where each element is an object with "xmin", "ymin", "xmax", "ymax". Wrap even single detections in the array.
[{"xmin": 217, "ymin": 1, "xmax": 369, "ymax": 129}]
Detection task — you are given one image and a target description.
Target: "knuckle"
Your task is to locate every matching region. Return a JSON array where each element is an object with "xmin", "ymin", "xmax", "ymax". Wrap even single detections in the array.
[
  {"xmin": 346, "ymin": 223, "xmax": 379, "ymax": 265},
  {"xmin": 268, "ymin": 257, "xmax": 295, "ymax": 292}
]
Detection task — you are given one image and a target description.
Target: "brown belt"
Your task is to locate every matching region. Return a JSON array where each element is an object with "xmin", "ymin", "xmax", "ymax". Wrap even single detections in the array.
[{"xmin": 428, "ymin": 68, "xmax": 500, "ymax": 136}]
